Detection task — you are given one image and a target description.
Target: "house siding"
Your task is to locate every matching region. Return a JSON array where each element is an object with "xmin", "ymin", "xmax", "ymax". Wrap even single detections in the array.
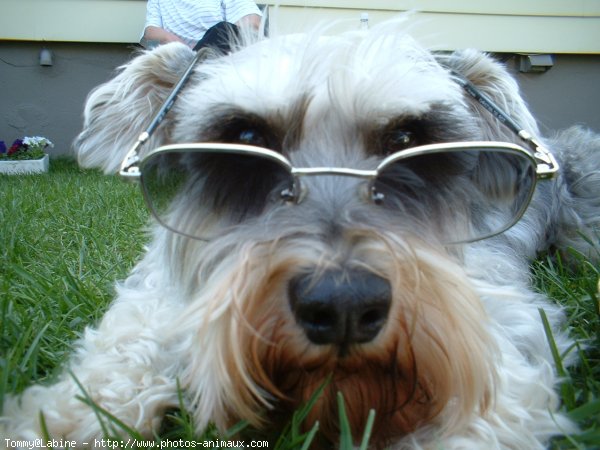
[{"xmin": 0, "ymin": 2, "xmax": 598, "ymax": 156}]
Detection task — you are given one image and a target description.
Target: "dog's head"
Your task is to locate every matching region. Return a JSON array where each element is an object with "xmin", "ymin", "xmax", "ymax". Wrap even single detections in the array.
[{"xmin": 75, "ymin": 21, "xmax": 549, "ymax": 446}]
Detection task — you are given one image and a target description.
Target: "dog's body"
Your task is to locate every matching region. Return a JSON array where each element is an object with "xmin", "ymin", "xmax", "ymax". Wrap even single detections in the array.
[{"xmin": 2, "ymin": 21, "xmax": 600, "ymax": 449}]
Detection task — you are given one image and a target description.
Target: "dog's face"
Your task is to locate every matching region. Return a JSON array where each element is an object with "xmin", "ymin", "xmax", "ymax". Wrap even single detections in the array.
[{"xmin": 76, "ymin": 23, "xmax": 543, "ymax": 446}]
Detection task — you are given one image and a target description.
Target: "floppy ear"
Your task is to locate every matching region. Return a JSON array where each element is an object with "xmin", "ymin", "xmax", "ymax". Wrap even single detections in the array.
[
  {"xmin": 73, "ymin": 43, "xmax": 196, "ymax": 174},
  {"xmin": 438, "ymin": 50, "xmax": 540, "ymax": 142}
]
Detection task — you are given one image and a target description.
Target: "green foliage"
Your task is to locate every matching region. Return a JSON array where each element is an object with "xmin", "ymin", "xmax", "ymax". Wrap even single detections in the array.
[{"xmin": 0, "ymin": 147, "xmax": 46, "ymax": 160}]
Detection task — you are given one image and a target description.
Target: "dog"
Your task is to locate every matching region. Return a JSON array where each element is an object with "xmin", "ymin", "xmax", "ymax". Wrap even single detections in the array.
[{"xmin": 2, "ymin": 19, "xmax": 599, "ymax": 449}]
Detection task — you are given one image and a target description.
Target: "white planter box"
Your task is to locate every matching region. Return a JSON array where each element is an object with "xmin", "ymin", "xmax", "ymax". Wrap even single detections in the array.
[{"xmin": 0, "ymin": 154, "xmax": 49, "ymax": 174}]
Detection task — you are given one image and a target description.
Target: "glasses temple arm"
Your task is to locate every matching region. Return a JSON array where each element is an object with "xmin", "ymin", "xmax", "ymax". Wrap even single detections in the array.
[
  {"xmin": 120, "ymin": 50, "xmax": 205, "ymax": 177},
  {"xmin": 451, "ymin": 71, "xmax": 524, "ymax": 135},
  {"xmin": 451, "ymin": 71, "xmax": 559, "ymax": 179}
]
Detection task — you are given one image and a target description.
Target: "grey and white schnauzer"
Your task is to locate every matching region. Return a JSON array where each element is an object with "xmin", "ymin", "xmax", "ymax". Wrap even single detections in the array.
[{"xmin": 2, "ymin": 19, "xmax": 600, "ymax": 449}]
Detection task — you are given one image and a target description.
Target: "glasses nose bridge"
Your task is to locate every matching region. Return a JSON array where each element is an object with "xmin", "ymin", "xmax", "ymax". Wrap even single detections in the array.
[
  {"xmin": 291, "ymin": 166, "xmax": 378, "ymax": 204},
  {"xmin": 292, "ymin": 167, "xmax": 376, "ymax": 180}
]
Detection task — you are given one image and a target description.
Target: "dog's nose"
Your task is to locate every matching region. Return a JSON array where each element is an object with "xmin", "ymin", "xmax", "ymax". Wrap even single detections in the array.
[{"xmin": 288, "ymin": 269, "xmax": 391, "ymax": 347}]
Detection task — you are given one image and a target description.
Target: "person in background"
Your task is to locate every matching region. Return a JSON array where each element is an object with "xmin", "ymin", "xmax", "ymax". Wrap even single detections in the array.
[{"xmin": 141, "ymin": 0, "xmax": 262, "ymax": 49}]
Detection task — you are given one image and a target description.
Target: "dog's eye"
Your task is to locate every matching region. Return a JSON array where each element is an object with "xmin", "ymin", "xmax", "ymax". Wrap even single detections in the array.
[
  {"xmin": 236, "ymin": 129, "xmax": 269, "ymax": 148},
  {"xmin": 206, "ymin": 110, "xmax": 283, "ymax": 151},
  {"xmin": 383, "ymin": 130, "xmax": 414, "ymax": 154}
]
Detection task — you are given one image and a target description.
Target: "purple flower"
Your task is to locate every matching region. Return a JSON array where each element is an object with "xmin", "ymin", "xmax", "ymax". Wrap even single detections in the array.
[
  {"xmin": 0, "ymin": 141, "xmax": 6, "ymax": 154},
  {"xmin": 11, "ymin": 139, "xmax": 25, "ymax": 148}
]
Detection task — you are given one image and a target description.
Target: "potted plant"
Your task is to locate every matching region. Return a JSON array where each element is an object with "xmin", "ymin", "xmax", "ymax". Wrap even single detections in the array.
[{"xmin": 0, "ymin": 136, "xmax": 53, "ymax": 174}]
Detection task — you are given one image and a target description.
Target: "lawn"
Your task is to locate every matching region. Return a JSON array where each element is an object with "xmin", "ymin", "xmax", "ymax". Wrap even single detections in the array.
[{"xmin": 0, "ymin": 158, "xmax": 598, "ymax": 448}]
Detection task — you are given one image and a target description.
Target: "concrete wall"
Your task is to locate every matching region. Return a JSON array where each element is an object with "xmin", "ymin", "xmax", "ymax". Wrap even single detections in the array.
[
  {"xmin": 0, "ymin": 42, "xmax": 134, "ymax": 156},
  {"xmin": 1, "ymin": 42, "xmax": 599, "ymax": 158},
  {"xmin": 514, "ymin": 54, "xmax": 600, "ymax": 133}
]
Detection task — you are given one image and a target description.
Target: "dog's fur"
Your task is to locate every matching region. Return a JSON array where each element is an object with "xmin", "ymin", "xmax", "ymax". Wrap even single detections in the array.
[{"xmin": 2, "ymin": 20, "xmax": 600, "ymax": 449}]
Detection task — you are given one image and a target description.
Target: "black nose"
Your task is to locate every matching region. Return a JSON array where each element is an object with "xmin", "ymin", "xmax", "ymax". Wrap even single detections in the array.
[{"xmin": 288, "ymin": 269, "xmax": 391, "ymax": 346}]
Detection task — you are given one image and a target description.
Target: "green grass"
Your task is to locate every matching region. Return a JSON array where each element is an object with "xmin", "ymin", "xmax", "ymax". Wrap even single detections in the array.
[
  {"xmin": 0, "ymin": 159, "xmax": 599, "ymax": 448},
  {"xmin": 0, "ymin": 159, "xmax": 149, "ymax": 398},
  {"xmin": 533, "ymin": 250, "xmax": 600, "ymax": 449}
]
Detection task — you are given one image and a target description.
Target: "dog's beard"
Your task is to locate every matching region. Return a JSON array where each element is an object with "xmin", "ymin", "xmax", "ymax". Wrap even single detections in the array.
[{"xmin": 174, "ymin": 227, "xmax": 497, "ymax": 447}]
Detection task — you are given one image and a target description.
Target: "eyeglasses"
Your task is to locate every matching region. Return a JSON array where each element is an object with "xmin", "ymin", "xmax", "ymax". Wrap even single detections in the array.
[{"xmin": 119, "ymin": 51, "xmax": 559, "ymax": 244}]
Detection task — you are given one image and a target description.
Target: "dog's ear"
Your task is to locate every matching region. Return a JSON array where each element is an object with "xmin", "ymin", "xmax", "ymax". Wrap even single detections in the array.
[
  {"xmin": 438, "ymin": 50, "xmax": 539, "ymax": 141},
  {"xmin": 74, "ymin": 43, "xmax": 196, "ymax": 174}
]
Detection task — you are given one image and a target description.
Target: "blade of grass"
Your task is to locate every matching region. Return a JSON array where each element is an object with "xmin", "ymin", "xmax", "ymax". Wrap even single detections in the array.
[
  {"xmin": 337, "ymin": 392, "xmax": 353, "ymax": 450},
  {"xmin": 358, "ymin": 409, "xmax": 375, "ymax": 450},
  {"xmin": 539, "ymin": 308, "xmax": 576, "ymax": 410}
]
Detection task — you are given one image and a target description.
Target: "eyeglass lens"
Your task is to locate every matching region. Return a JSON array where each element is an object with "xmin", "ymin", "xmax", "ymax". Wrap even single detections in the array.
[
  {"xmin": 140, "ymin": 149, "xmax": 296, "ymax": 239},
  {"xmin": 374, "ymin": 147, "xmax": 536, "ymax": 242}
]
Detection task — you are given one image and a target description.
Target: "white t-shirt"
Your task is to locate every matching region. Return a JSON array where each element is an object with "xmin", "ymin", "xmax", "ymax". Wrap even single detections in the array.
[{"xmin": 144, "ymin": 0, "xmax": 261, "ymax": 47}]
